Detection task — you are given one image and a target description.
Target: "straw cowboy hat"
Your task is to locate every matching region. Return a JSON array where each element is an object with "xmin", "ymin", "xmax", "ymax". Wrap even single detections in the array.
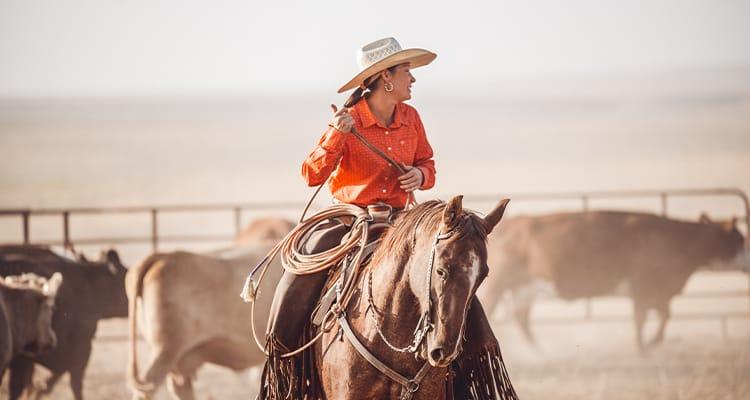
[{"xmin": 337, "ymin": 37, "xmax": 437, "ymax": 93}]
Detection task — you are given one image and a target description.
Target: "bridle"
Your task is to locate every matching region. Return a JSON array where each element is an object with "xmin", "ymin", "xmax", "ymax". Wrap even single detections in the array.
[{"xmin": 338, "ymin": 208, "xmax": 471, "ymax": 400}]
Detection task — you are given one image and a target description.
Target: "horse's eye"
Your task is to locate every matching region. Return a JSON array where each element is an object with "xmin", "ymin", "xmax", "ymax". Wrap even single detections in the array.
[{"xmin": 436, "ymin": 269, "xmax": 448, "ymax": 279}]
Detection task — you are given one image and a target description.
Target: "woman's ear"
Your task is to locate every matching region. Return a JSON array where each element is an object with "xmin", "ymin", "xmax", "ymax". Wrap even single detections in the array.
[{"xmin": 380, "ymin": 70, "xmax": 392, "ymax": 83}]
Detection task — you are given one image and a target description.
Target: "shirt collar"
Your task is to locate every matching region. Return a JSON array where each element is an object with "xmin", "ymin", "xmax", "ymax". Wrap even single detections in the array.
[{"xmin": 354, "ymin": 98, "xmax": 409, "ymax": 129}]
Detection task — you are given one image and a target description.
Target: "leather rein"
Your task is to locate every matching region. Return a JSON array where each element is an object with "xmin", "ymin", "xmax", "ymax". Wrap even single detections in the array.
[{"xmin": 337, "ymin": 212, "xmax": 466, "ymax": 400}]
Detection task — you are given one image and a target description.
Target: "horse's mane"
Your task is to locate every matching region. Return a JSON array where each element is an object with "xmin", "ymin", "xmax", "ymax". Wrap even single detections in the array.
[{"xmin": 370, "ymin": 200, "xmax": 489, "ymax": 266}]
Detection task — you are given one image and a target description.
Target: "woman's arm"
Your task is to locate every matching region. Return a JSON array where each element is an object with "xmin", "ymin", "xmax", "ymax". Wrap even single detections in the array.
[
  {"xmin": 413, "ymin": 112, "xmax": 436, "ymax": 190},
  {"xmin": 301, "ymin": 107, "xmax": 354, "ymax": 186},
  {"xmin": 300, "ymin": 126, "xmax": 348, "ymax": 187}
]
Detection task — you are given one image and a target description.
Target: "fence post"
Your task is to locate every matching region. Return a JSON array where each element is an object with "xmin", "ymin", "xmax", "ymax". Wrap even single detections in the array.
[
  {"xmin": 234, "ymin": 207, "xmax": 242, "ymax": 236},
  {"xmin": 582, "ymin": 195, "xmax": 589, "ymax": 212},
  {"xmin": 22, "ymin": 211, "xmax": 30, "ymax": 244},
  {"xmin": 585, "ymin": 298, "xmax": 592, "ymax": 320},
  {"xmin": 151, "ymin": 209, "xmax": 159, "ymax": 252},
  {"xmin": 62, "ymin": 211, "xmax": 71, "ymax": 250},
  {"xmin": 660, "ymin": 193, "xmax": 668, "ymax": 217}
]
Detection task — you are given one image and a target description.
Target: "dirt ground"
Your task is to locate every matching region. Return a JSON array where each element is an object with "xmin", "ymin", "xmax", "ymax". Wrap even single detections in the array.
[
  {"xmin": 3, "ymin": 272, "xmax": 749, "ymax": 400},
  {"xmin": 6, "ymin": 317, "xmax": 747, "ymax": 400}
]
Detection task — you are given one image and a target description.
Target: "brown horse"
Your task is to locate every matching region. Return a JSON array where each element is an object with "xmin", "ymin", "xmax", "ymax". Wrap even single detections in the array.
[{"xmin": 315, "ymin": 196, "xmax": 511, "ymax": 399}]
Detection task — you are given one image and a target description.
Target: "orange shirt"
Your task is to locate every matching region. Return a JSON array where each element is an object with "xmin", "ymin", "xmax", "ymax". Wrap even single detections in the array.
[{"xmin": 301, "ymin": 98, "xmax": 436, "ymax": 209}]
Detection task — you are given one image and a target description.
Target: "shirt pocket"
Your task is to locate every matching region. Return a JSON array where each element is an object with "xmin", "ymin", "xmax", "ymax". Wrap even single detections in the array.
[{"xmin": 396, "ymin": 128, "xmax": 420, "ymax": 165}]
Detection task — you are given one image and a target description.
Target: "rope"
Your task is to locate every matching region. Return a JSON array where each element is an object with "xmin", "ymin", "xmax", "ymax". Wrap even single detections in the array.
[{"xmin": 240, "ymin": 202, "xmax": 373, "ymax": 358}]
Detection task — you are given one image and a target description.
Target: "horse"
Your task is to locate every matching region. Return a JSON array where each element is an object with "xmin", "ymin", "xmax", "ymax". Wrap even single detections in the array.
[{"xmin": 312, "ymin": 196, "xmax": 513, "ymax": 399}]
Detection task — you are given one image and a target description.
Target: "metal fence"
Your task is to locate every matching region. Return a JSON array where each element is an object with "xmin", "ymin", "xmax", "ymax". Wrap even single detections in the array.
[
  {"xmin": 2, "ymin": 187, "xmax": 748, "ymax": 252},
  {"xmin": 1, "ymin": 187, "xmax": 748, "ymax": 339},
  {"xmin": 0, "ymin": 201, "xmax": 303, "ymax": 252}
]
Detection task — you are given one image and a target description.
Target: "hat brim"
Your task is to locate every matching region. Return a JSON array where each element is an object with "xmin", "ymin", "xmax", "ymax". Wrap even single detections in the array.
[{"xmin": 337, "ymin": 48, "xmax": 437, "ymax": 94}]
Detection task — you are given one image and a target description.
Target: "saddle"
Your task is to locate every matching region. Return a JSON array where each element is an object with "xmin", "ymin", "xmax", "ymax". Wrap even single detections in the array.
[{"xmin": 310, "ymin": 203, "xmax": 397, "ymax": 326}]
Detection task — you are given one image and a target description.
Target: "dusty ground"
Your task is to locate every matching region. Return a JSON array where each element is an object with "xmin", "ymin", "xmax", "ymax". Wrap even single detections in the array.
[{"xmin": 3, "ymin": 272, "xmax": 749, "ymax": 399}]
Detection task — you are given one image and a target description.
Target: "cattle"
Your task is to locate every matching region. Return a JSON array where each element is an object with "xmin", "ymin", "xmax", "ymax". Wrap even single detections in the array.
[
  {"xmin": 0, "ymin": 245, "xmax": 129, "ymax": 400},
  {"xmin": 234, "ymin": 216, "xmax": 295, "ymax": 245},
  {"xmin": 479, "ymin": 211, "xmax": 746, "ymax": 352},
  {"xmin": 1, "ymin": 272, "xmax": 62, "ymax": 382},
  {"xmin": 127, "ymin": 243, "xmax": 283, "ymax": 400}
]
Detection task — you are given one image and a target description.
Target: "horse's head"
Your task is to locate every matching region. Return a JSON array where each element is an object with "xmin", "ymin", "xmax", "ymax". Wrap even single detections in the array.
[{"xmin": 406, "ymin": 196, "xmax": 510, "ymax": 367}]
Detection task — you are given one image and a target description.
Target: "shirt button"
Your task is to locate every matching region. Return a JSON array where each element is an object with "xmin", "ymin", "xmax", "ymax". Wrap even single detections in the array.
[
  {"xmin": 385, "ymin": 176, "xmax": 389, "ymax": 180},
  {"xmin": 382, "ymin": 189, "xmax": 387, "ymax": 193},
  {"xmin": 400, "ymin": 140, "xmax": 404, "ymax": 145},
  {"xmin": 385, "ymin": 131, "xmax": 390, "ymax": 135},
  {"xmin": 387, "ymin": 146, "xmax": 392, "ymax": 151}
]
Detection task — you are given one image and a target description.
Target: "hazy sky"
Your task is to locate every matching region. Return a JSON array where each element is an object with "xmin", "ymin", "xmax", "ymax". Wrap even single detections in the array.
[{"xmin": 1, "ymin": 0, "xmax": 749, "ymax": 97}]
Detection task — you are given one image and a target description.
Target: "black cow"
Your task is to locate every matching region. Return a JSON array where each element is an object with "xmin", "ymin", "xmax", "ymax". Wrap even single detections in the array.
[
  {"xmin": 0, "ymin": 272, "xmax": 62, "ymax": 380},
  {"xmin": 0, "ymin": 245, "xmax": 129, "ymax": 400}
]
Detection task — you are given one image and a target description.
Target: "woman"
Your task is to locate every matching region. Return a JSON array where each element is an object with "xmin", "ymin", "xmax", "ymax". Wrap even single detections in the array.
[
  {"xmin": 260, "ymin": 37, "xmax": 517, "ymax": 400},
  {"xmin": 265, "ymin": 36, "xmax": 437, "ymax": 353}
]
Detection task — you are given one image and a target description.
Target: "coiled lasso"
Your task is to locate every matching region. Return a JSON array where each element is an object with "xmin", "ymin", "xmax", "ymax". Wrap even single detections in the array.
[{"xmin": 240, "ymin": 202, "xmax": 377, "ymax": 357}]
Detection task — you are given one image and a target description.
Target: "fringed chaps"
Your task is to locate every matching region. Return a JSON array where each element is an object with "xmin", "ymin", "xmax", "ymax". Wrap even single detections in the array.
[
  {"xmin": 258, "ymin": 330, "xmax": 324, "ymax": 400},
  {"xmin": 447, "ymin": 297, "xmax": 520, "ymax": 400},
  {"xmin": 449, "ymin": 341, "xmax": 519, "ymax": 400}
]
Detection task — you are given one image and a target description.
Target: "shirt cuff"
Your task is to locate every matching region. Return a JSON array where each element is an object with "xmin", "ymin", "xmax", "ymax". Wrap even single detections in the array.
[
  {"xmin": 320, "ymin": 126, "xmax": 348, "ymax": 152},
  {"xmin": 417, "ymin": 166, "xmax": 435, "ymax": 190}
]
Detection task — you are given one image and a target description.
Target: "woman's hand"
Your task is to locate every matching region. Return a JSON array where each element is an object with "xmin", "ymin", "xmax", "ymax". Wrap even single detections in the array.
[
  {"xmin": 330, "ymin": 104, "xmax": 354, "ymax": 133},
  {"xmin": 398, "ymin": 166, "xmax": 424, "ymax": 192}
]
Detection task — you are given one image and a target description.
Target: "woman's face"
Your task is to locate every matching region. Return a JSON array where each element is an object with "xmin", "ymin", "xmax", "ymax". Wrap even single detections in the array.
[{"xmin": 383, "ymin": 63, "xmax": 416, "ymax": 101}]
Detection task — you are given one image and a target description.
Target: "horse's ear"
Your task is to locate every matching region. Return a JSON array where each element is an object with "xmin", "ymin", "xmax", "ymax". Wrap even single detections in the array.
[
  {"xmin": 443, "ymin": 195, "xmax": 464, "ymax": 230},
  {"xmin": 483, "ymin": 198, "xmax": 510, "ymax": 234}
]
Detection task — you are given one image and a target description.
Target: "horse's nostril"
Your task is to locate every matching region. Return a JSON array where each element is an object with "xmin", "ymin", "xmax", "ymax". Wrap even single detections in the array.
[{"xmin": 430, "ymin": 348, "xmax": 445, "ymax": 362}]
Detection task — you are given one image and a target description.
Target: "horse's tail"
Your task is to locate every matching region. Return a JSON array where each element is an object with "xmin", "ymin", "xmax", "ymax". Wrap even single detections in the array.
[{"xmin": 127, "ymin": 253, "xmax": 162, "ymax": 394}]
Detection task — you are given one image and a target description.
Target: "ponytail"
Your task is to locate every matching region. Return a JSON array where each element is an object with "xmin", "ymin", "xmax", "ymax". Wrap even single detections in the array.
[{"xmin": 344, "ymin": 87, "xmax": 365, "ymax": 108}]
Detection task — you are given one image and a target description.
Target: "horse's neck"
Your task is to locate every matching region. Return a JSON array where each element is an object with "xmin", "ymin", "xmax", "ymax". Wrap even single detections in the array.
[
  {"xmin": 350, "ymin": 256, "xmax": 426, "ymax": 369},
  {"xmin": 367, "ymin": 258, "xmax": 421, "ymax": 326}
]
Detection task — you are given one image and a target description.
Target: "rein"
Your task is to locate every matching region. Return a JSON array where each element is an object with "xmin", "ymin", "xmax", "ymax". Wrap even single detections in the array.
[{"xmin": 339, "ymin": 212, "xmax": 467, "ymax": 400}]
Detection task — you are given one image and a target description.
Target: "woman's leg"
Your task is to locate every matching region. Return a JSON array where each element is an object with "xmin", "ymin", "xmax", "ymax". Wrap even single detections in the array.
[
  {"xmin": 452, "ymin": 297, "xmax": 520, "ymax": 400},
  {"xmin": 265, "ymin": 220, "xmax": 350, "ymax": 349}
]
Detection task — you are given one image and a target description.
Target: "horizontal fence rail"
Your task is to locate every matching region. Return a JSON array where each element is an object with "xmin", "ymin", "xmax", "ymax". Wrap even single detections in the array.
[
  {"xmin": 464, "ymin": 187, "xmax": 750, "ymax": 237},
  {"xmin": 2, "ymin": 187, "xmax": 749, "ymax": 340},
  {"xmin": 0, "ymin": 201, "xmax": 304, "ymax": 252},
  {"xmin": 1, "ymin": 187, "xmax": 747, "ymax": 252}
]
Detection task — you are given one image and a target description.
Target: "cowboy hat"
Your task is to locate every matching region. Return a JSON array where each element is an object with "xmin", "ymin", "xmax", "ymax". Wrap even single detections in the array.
[{"xmin": 337, "ymin": 37, "xmax": 437, "ymax": 94}]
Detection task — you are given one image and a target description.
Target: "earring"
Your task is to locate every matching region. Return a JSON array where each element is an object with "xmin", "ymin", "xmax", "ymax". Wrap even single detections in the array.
[{"xmin": 384, "ymin": 82, "xmax": 394, "ymax": 92}]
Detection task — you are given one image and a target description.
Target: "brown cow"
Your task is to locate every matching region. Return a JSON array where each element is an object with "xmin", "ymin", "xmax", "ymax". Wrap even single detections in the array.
[
  {"xmin": 234, "ymin": 216, "xmax": 295, "ymax": 246},
  {"xmin": 1, "ymin": 273, "xmax": 62, "ymax": 381},
  {"xmin": 479, "ymin": 211, "xmax": 745, "ymax": 352},
  {"xmin": 126, "ymin": 243, "xmax": 283, "ymax": 400}
]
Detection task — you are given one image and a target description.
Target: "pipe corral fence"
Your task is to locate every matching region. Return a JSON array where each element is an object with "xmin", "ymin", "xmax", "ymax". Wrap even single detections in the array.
[{"xmin": 1, "ymin": 187, "xmax": 748, "ymax": 341}]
